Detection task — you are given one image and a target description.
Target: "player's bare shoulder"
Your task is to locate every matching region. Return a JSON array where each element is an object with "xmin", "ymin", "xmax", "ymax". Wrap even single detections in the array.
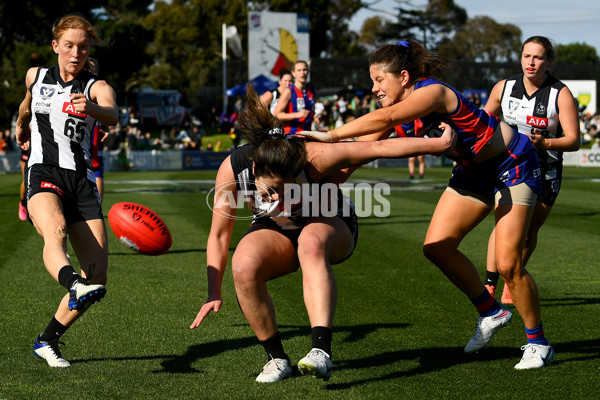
[{"xmin": 25, "ymin": 67, "xmax": 39, "ymax": 87}]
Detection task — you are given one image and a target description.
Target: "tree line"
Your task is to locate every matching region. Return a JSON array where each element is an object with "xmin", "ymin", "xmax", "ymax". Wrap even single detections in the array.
[{"xmin": 1, "ymin": 0, "xmax": 598, "ymax": 128}]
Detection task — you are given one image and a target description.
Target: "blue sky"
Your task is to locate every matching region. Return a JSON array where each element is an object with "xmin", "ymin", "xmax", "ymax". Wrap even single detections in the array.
[{"xmin": 349, "ymin": 0, "xmax": 600, "ymax": 54}]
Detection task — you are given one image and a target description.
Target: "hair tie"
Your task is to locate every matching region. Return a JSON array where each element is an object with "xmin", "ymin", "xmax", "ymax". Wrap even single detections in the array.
[
  {"xmin": 266, "ymin": 127, "xmax": 285, "ymax": 139},
  {"xmin": 397, "ymin": 40, "xmax": 409, "ymax": 48}
]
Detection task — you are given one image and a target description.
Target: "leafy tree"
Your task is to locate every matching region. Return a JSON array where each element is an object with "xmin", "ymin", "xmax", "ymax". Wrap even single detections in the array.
[
  {"xmin": 0, "ymin": 1, "xmax": 104, "ymax": 55},
  {"xmin": 437, "ymin": 16, "xmax": 521, "ymax": 62},
  {"xmin": 2, "ymin": 0, "xmax": 597, "ymax": 129},
  {"xmin": 0, "ymin": 1, "xmax": 107, "ymax": 126},
  {"xmin": 142, "ymin": 0, "xmax": 248, "ymax": 107},
  {"xmin": 373, "ymin": 0, "xmax": 466, "ymax": 49},
  {"xmin": 359, "ymin": 16, "xmax": 386, "ymax": 45},
  {"xmin": 555, "ymin": 42, "xmax": 599, "ymax": 64},
  {"xmin": 94, "ymin": 1, "xmax": 154, "ymax": 103},
  {"xmin": 103, "ymin": 0, "xmax": 154, "ymax": 17},
  {"xmin": 423, "ymin": 0, "xmax": 467, "ymax": 45},
  {"xmin": 140, "ymin": 0, "xmax": 366, "ymax": 108},
  {"xmin": 374, "ymin": 4, "xmax": 422, "ymax": 44}
]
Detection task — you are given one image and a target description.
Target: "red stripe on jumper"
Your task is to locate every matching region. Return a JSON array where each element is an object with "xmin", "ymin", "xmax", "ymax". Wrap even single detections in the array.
[{"xmin": 506, "ymin": 148, "xmax": 519, "ymax": 184}]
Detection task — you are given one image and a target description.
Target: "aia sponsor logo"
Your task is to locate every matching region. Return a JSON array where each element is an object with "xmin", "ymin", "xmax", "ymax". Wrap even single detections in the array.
[
  {"xmin": 41, "ymin": 181, "xmax": 65, "ymax": 197},
  {"xmin": 62, "ymin": 102, "xmax": 87, "ymax": 119},
  {"xmin": 526, "ymin": 115, "xmax": 548, "ymax": 128}
]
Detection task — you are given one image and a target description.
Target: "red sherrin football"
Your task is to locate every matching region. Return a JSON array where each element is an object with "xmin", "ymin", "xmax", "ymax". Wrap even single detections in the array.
[{"xmin": 108, "ymin": 202, "xmax": 172, "ymax": 255}]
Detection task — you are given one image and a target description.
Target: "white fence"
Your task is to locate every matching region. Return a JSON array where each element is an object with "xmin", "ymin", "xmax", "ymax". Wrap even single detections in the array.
[
  {"xmin": 104, "ymin": 150, "xmax": 183, "ymax": 171},
  {"xmin": 0, "ymin": 150, "xmax": 228, "ymax": 174},
  {"xmin": 2, "ymin": 149, "xmax": 600, "ymax": 174}
]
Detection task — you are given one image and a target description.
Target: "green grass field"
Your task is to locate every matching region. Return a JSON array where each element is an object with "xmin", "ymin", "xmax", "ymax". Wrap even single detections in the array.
[{"xmin": 1, "ymin": 166, "xmax": 599, "ymax": 399}]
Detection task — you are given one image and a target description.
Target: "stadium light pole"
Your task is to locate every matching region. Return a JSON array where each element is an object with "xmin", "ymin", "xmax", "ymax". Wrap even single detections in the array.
[{"xmin": 222, "ymin": 24, "xmax": 242, "ymax": 116}]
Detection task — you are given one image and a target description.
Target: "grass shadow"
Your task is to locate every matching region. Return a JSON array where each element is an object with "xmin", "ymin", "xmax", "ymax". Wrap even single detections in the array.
[
  {"xmin": 552, "ymin": 338, "xmax": 600, "ymax": 364},
  {"xmin": 325, "ymin": 337, "xmax": 600, "ymax": 390},
  {"xmin": 154, "ymin": 322, "xmax": 410, "ymax": 374},
  {"xmin": 324, "ymin": 346, "xmax": 518, "ymax": 391},
  {"xmin": 31, "ymin": 317, "xmax": 600, "ymax": 386},
  {"xmin": 540, "ymin": 296, "xmax": 600, "ymax": 307}
]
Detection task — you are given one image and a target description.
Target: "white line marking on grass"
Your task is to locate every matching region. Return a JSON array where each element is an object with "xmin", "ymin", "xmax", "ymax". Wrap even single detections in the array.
[{"xmin": 109, "ymin": 180, "xmax": 216, "ymax": 185}]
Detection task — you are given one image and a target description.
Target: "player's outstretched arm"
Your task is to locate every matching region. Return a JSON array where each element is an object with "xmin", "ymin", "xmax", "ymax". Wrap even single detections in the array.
[
  {"xmin": 309, "ymin": 122, "xmax": 456, "ymax": 177},
  {"xmin": 301, "ymin": 84, "xmax": 447, "ymax": 142},
  {"xmin": 190, "ymin": 157, "xmax": 237, "ymax": 329}
]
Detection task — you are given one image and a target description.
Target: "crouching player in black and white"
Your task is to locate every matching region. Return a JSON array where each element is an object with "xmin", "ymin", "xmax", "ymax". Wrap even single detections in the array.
[{"xmin": 190, "ymin": 84, "xmax": 456, "ymax": 382}]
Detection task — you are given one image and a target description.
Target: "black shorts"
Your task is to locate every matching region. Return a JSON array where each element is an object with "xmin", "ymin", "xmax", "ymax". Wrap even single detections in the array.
[
  {"xmin": 26, "ymin": 164, "xmax": 103, "ymax": 226},
  {"xmin": 246, "ymin": 212, "xmax": 359, "ymax": 268},
  {"xmin": 538, "ymin": 163, "xmax": 562, "ymax": 206}
]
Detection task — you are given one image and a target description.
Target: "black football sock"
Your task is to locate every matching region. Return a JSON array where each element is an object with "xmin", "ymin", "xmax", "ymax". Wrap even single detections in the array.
[
  {"xmin": 259, "ymin": 332, "xmax": 289, "ymax": 361},
  {"xmin": 38, "ymin": 317, "xmax": 67, "ymax": 343},
  {"xmin": 484, "ymin": 271, "xmax": 500, "ymax": 288},
  {"xmin": 311, "ymin": 326, "xmax": 332, "ymax": 357},
  {"xmin": 58, "ymin": 265, "xmax": 87, "ymax": 291}
]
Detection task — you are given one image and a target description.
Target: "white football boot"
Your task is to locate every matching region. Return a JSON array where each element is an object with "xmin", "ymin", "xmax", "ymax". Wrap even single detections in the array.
[
  {"xmin": 34, "ymin": 338, "xmax": 71, "ymax": 367},
  {"xmin": 298, "ymin": 348, "xmax": 333, "ymax": 379},
  {"xmin": 255, "ymin": 358, "xmax": 292, "ymax": 383},
  {"xmin": 514, "ymin": 343, "xmax": 554, "ymax": 370},
  {"xmin": 464, "ymin": 306, "xmax": 512, "ymax": 353},
  {"xmin": 68, "ymin": 282, "xmax": 106, "ymax": 311}
]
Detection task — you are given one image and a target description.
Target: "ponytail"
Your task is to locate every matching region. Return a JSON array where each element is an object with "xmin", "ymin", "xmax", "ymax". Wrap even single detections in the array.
[
  {"xmin": 369, "ymin": 40, "xmax": 447, "ymax": 84},
  {"xmin": 238, "ymin": 85, "xmax": 307, "ymax": 179}
]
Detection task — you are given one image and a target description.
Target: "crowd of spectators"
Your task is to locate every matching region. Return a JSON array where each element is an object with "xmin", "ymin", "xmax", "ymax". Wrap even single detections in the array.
[
  {"xmin": 2, "ymin": 92, "xmax": 600, "ymax": 157},
  {"xmin": 312, "ymin": 93, "xmax": 380, "ymax": 131},
  {"xmin": 101, "ymin": 109, "xmax": 209, "ymax": 153},
  {"xmin": 1, "ymin": 128, "xmax": 17, "ymax": 154},
  {"xmin": 580, "ymin": 111, "xmax": 600, "ymax": 144}
]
